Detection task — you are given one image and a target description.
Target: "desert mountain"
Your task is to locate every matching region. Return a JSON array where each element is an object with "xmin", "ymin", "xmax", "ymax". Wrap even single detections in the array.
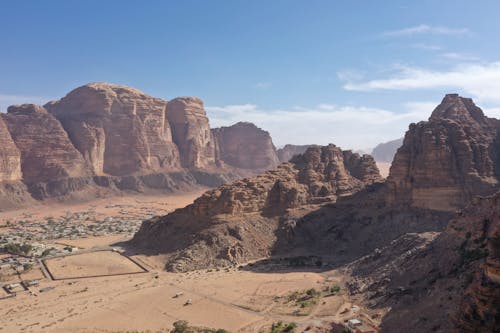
[
  {"xmin": 0, "ymin": 83, "xmax": 280, "ymax": 208},
  {"xmin": 370, "ymin": 138, "xmax": 403, "ymax": 163},
  {"xmin": 212, "ymin": 122, "xmax": 280, "ymax": 171},
  {"xmin": 388, "ymin": 94, "xmax": 500, "ymax": 211}
]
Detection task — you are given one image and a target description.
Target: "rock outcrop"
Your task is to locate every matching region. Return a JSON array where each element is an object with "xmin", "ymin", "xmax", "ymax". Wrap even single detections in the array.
[
  {"xmin": 45, "ymin": 82, "xmax": 180, "ymax": 176},
  {"xmin": 0, "ymin": 115, "xmax": 21, "ymax": 181},
  {"xmin": 132, "ymin": 144, "xmax": 382, "ymax": 271},
  {"xmin": 347, "ymin": 192, "xmax": 500, "ymax": 333},
  {"xmin": 212, "ymin": 122, "xmax": 280, "ymax": 171},
  {"xmin": 166, "ymin": 97, "xmax": 217, "ymax": 169},
  {"xmin": 277, "ymin": 144, "xmax": 315, "ymax": 162},
  {"xmin": 3, "ymin": 104, "xmax": 91, "ymax": 183},
  {"xmin": 388, "ymin": 94, "xmax": 500, "ymax": 211}
]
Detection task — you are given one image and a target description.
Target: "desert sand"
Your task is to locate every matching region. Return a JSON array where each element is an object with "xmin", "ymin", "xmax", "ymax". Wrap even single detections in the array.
[{"xmin": 0, "ymin": 191, "xmax": 206, "ymax": 226}]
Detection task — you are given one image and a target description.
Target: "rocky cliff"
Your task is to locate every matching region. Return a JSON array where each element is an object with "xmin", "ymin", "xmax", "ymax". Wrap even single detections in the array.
[
  {"xmin": 388, "ymin": 94, "xmax": 500, "ymax": 211},
  {"xmin": 132, "ymin": 144, "xmax": 382, "ymax": 271},
  {"xmin": 45, "ymin": 82, "xmax": 180, "ymax": 176},
  {"xmin": 0, "ymin": 115, "xmax": 21, "ymax": 182},
  {"xmin": 212, "ymin": 122, "xmax": 280, "ymax": 171},
  {"xmin": 277, "ymin": 144, "xmax": 315, "ymax": 162},
  {"xmin": 166, "ymin": 97, "xmax": 217, "ymax": 169},
  {"xmin": 3, "ymin": 104, "xmax": 91, "ymax": 183}
]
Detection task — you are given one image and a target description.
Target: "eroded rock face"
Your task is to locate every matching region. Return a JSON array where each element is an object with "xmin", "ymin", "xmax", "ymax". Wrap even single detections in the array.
[
  {"xmin": 348, "ymin": 192, "xmax": 500, "ymax": 333},
  {"xmin": 45, "ymin": 83, "xmax": 180, "ymax": 176},
  {"xmin": 166, "ymin": 97, "xmax": 217, "ymax": 169},
  {"xmin": 388, "ymin": 94, "xmax": 500, "ymax": 211},
  {"xmin": 212, "ymin": 122, "xmax": 280, "ymax": 171},
  {"xmin": 3, "ymin": 104, "xmax": 90, "ymax": 183},
  {"xmin": 277, "ymin": 144, "xmax": 315, "ymax": 162},
  {"xmin": 132, "ymin": 144, "xmax": 382, "ymax": 271},
  {"xmin": 0, "ymin": 115, "xmax": 21, "ymax": 181}
]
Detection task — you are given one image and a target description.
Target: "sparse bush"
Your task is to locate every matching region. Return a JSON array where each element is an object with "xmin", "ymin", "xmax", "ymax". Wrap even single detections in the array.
[
  {"xmin": 330, "ymin": 285, "xmax": 341, "ymax": 293},
  {"xmin": 270, "ymin": 321, "xmax": 297, "ymax": 333}
]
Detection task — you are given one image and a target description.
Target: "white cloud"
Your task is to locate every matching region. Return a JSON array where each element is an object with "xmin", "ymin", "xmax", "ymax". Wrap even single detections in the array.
[
  {"xmin": 254, "ymin": 82, "xmax": 272, "ymax": 90},
  {"xmin": 440, "ymin": 52, "xmax": 479, "ymax": 61},
  {"xmin": 206, "ymin": 102, "xmax": 438, "ymax": 150},
  {"xmin": 411, "ymin": 43, "xmax": 442, "ymax": 51},
  {"xmin": 484, "ymin": 107, "xmax": 500, "ymax": 119},
  {"xmin": 383, "ymin": 24, "xmax": 470, "ymax": 37},
  {"xmin": 341, "ymin": 62, "xmax": 500, "ymax": 103},
  {"xmin": 0, "ymin": 94, "xmax": 49, "ymax": 112}
]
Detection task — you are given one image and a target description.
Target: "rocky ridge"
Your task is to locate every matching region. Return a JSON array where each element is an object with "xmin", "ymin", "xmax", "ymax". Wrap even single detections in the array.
[
  {"xmin": 132, "ymin": 144, "xmax": 382, "ymax": 271},
  {"xmin": 347, "ymin": 192, "xmax": 500, "ymax": 333}
]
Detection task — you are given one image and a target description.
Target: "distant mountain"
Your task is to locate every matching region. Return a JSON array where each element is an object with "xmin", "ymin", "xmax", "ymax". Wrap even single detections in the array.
[
  {"xmin": 276, "ymin": 144, "xmax": 316, "ymax": 162},
  {"xmin": 371, "ymin": 138, "xmax": 403, "ymax": 163}
]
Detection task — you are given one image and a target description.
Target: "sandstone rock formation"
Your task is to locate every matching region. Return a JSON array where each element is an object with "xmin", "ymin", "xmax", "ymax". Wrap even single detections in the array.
[
  {"xmin": 132, "ymin": 144, "xmax": 382, "ymax": 271},
  {"xmin": 3, "ymin": 104, "xmax": 90, "ymax": 183},
  {"xmin": 212, "ymin": 122, "xmax": 280, "ymax": 171},
  {"xmin": 370, "ymin": 138, "xmax": 403, "ymax": 163},
  {"xmin": 45, "ymin": 82, "xmax": 180, "ymax": 176},
  {"xmin": 277, "ymin": 144, "xmax": 315, "ymax": 162},
  {"xmin": 0, "ymin": 115, "xmax": 21, "ymax": 181},
  {"xmin": 388, "ymin": 94, "xmax": 500, "ymax": 211},
  {"xmin": 0, "ymin": 82, "xmax": 286, "ymax": 208},
  {"xmin": 166, "ymin": 97, "xmax": 217, "ymax": 169}
]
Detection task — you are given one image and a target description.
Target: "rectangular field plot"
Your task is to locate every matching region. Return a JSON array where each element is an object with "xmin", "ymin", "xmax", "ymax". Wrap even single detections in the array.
[{"xmin": 44, "ymin": 251, "xmax": 146, "ymax": 280}]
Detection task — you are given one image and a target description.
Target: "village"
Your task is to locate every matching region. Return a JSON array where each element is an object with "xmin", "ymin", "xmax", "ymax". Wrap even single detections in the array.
[{"xmin": 0, "ymin": 202, "xmax": 162, "ymax": 300}]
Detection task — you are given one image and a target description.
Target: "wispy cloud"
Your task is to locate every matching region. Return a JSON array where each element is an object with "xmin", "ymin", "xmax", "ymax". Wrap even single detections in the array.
[
  {"xmin": 382, "ymin": 24, "xmax": 470, "ymax": 37},
  {"xmin": 207, "ymin": 102, "xmax": 438, "ymax": 150},
  {"xmin": 411, "ymin": 43, "xmax": 442, "ymax": 51},
  {"xmin": 0, "ymin": 94, "xmax": 50, "ymax": 112},
  {"xmin": 254, "ymin": 82, "xmax": 272, "ymax": 90},
  {"xmin": 440, "ymin": 52, "xmax": 479, "ymax": 61},
  {"xmin": 341, "ymin": 61, "xmax": 500, "ymax": 103}
]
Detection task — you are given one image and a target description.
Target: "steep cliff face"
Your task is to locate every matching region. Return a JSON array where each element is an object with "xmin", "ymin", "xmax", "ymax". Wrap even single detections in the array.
[
  {"xmin": 212, "ymin": 122, "xmax": 280, "ymax": 171},
  {"xmin": 132, "ymin": 144, "xmax": 382, "ymax": 271},
  {"xmin": 388, "ymin": 94, "xmax": 499, "ymax": 211},
  {"xmin": 3, "ymin": 104, "xmax": 90, "ymax": 183},
  {"xmin": 45, "ymin": 82, "xmax": 180, "ymax": 176},
  {"xmin": 277, "ymin": 144, "xmax": 315, "ymax": 162},
  {"xmin": 0, "ymin": 115, "xmax": 22, "ymax": 181},
  {"xmin": 166, "ymin": 97, "xmax": 217, "ymax": 169}
]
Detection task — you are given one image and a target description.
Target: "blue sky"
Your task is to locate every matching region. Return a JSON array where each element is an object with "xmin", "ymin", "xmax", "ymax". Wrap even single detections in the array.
[{"xmin": 1, "ymin": 0, "xmax": 500, "ymax": 149}]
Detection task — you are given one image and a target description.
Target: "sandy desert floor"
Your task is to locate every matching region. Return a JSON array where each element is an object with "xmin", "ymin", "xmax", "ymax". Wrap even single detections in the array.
[
  {"xmin": 0, "ymin": 253, "xmax": 380, "ymax": 333},
  {"xmin": 0, "ymin": 191, "xmax": 383, "ymax": 333},
  {"xmin": 0, "ymin": 191, "xmax": 206, "ymax": 226}
]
